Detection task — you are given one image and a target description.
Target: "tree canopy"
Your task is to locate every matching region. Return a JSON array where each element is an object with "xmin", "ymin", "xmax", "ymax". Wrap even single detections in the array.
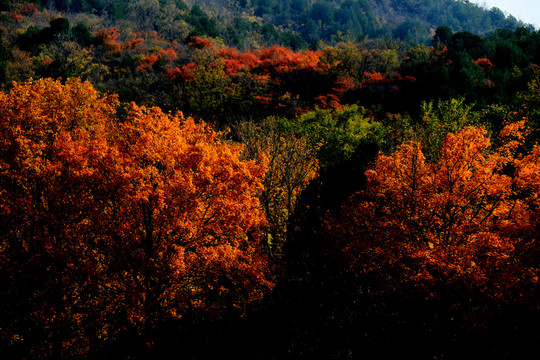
[{"xmin": 0, "ymin": 78, "xmax": 274, "ymax": 358}]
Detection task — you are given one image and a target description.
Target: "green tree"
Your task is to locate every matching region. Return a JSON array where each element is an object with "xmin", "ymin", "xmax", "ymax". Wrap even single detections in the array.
[
  {"xmin": 432, "ymin": 25, "xmax": 453, "ymax": 46},
  {"xmin": 310, "ymin": 1, "xmax": 334, "ymax": 24},
  {"xmin": 178, "ymin": 62, "xmax": 240, "ymax": 122},
  {"xmin": 393, "ymin": 18, "xmax": 430, "ymax": 44},
  {"xmin": 298, "ymin": 104, "xmax": 383, "ymax": 167}
]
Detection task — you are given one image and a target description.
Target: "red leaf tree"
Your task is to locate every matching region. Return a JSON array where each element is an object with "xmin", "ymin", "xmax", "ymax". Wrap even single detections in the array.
[{"xmin": 329, "ymin": 124, "xmax": 539, "ymax": 316}]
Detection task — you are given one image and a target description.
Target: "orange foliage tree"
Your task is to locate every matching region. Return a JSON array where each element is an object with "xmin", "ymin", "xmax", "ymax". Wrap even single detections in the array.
[
  {"xmin": 0, "ymin": 78, "xmax": 273, "ymax": 358},
  {"xmin": 329, "ymin": 124, "xmax": 539, "ymax": 311},
  {"xmin": 95, "ymin": 27, "xmax": 122, "ymax": 53}
]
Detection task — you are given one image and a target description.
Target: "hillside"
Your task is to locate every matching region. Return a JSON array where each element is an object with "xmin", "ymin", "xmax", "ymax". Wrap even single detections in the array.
[
  {"xmin": 1, "ymin": 0, "xmax": 530, "ymax": 48},
  {"xmin": 1, "ymin": 1, "xmax": 539, "ymax": 359}
]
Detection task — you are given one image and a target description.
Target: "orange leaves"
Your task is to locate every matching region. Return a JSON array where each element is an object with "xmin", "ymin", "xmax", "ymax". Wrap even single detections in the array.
[
  {"xmin": 255, "ymin": 95, "xmax": 272, "ymax": 106},
  {"xmin": 362, "ymin": 71, "xmax": 416, "ymax": 86},
  {"xmin": 330, "ymin": 124, "xmax": 539, "ymax": 303},
  {"xmin": 363, "ymin": 71, "xmax": 384, "ymax": 83},
  {"xmin": 498, "ymin": 119, "xmax": 528, "ymax": 156},
  {"xmin": 19, "ymin": 2, "xmax": 39, "ymax": 16},
  {"xmin": 196, "ymin": 45, "xmax": 324, "ymax": 77},
  {"xmin": 436, "ymin": 127, "xmax": 499, "ymax": 200},
  {"xmin": 314, "ymin": 93, "xmax": 342, "ymax": 110},
  {"xmin": 8, "ymin": 11, "xmax": 23, "ymax": 23},
  {"xmin": 179, "ymin": 62, "xmax": 197, "ymax": 80},
  {"xmin": 255, "ymin": 46, "xmax": 322, "ymax": 74},
  {"xmin": 40, "ymin": 79, "xmax": 117, "ymax": 126},
  {"xmin": 123, "ymin": 32, "xmax": 146, "ymax": 50},
  {"xmin": 190, "ymin": 44, "xmax": 325, "ymax": 77},
  {"xmin": 182, "ymin": 242, "xmax": 273, "ymax": 313},
  {"xmin": 110, "ymin": 102, "xmax": 272, "ymax": 316},
  {"xmin": 95, "ymin": 27, "xmax": 122, "ymax": 53},
  {"xmin": 137, "ymin": 52, "xmax": 159, "ymax": 72},
  {"xmin": 475, "ymin": 57, "xmax": 495, "ymax": 71},
  {"xmin": 219, "ymin": 47, "xmax": 261, "ymax": 75},
  {"xmin": 112, "ymin": 102, "xmax": 269, "ymax": 247},
  {"xmin": 0, "ymin": 79, "xmax": 274, "ymax": 357},
  {"xmin": 0, "ymin": 78, "xmax": 118, "ymax": 179},
  {"xmin": 0, "ymin": 80, "xmax": 125, "ymax": 358},
  {"xmin": 367, "ymin": 141, "xmax": 431, "ymax": 203},
  {"xmin": 439, "ymin": 125, "xmax": 490, "ymax": 165},
  {"xmin": 136, "ymin": 48, "xmax": 179, "ymax": 73},
  {"xmin": 333, "ymin": 76, "xmax": 356, "ymax": 94},
  {"xmin": 158, "ymin": 47, "xmax": 178, "ymax": 63},
  {"xmin": 188, "ymin": 36, "xmax": 216, "ymax": 50}
]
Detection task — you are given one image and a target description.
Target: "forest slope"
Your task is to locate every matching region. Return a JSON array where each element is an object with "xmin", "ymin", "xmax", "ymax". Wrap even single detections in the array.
[
  {"xmin": 0, "ymin": 1, "xmax": 539, "ymax": 359},
  {"xmin": 1, "ymin": 0, "xmax": 531, "ymax": 48}
]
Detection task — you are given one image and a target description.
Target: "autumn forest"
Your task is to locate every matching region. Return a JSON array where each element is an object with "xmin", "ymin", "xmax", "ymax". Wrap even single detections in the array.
[{"xmin": 0, "ymin": 0, "xmax": 539, "ymax": 359}]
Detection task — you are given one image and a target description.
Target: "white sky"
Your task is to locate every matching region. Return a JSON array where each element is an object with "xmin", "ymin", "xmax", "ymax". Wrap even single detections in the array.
[{"xmin": 470, "ymin": 0, "xmax": 540, "ymax": 28}]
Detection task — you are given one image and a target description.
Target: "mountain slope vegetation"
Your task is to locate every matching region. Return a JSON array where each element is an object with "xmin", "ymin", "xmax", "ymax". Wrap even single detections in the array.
[
  {"xmin": 1, "ymin": 0, "xmax": 531, "ymax": 49},
  {"xmin": 0, "ymin": 1, "xmax": 539, "ymax": 359}
]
